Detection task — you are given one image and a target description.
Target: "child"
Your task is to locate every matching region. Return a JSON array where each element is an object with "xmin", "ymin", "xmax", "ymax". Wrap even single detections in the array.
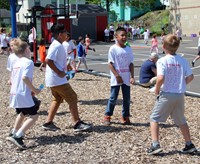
[
  {"xmin": 104, "ymin": 27, "xmax": 135, "ymax": 125},
  {"xmin": 0, "ymin": 28, "xmax": 8, "ymax": 55},
  {"xmin": 143, "ymin": 29, "xmax": 149, "ymax": 45},
  {"xmin": 147, "ymin": 34, "xmax": 197, "ymax": 155},
  {"xmin": 150, "ymin": 34, "xmax": 159, "ymax": 54},
  {"xmin": 76, "ymin": 36, "xmax": 88, "ymax": 71},
  {"xmin": 85, "ymin": 33, "xmax": 95, "ymax": 53},
  {"xmin": 39, "ymin": 38, "xmax": 47, "ymax": 71},
  {"xmin": 7, "ymin": 40, "xmax": 41, "ymax": 149},
  {"xmin": 42, "ymin": 23, "xmax": 91, "ymax": 132},
  {"xmin": 160, "ymin": 32, "xmax": 166, "ymax": 54},
  {"xmin": 191, "ymin": 31, "xmax": 200, "ymax": 67},
  {"xmin": 63, "ymin": 33, "xmax": 76, "ymax": 71}
]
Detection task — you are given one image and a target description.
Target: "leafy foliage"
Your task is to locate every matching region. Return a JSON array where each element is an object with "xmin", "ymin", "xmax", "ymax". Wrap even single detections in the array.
[{"xmin": 0, "ymin": 0, "xmax": 10, "ymax": 10}]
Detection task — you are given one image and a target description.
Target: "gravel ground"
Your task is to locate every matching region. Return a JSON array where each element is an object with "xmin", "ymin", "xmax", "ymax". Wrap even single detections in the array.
[{"xmin": 0, "ymin": 55, "xmax": 200, "ymax": 163}]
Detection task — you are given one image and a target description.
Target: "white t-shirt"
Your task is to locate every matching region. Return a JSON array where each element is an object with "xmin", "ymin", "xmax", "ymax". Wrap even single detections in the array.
[
  {"xmin": 109, "ymin": 25, "xmax": 114, "ymax": 32},
  {"xmin": 108, "ymin": 44, "xmax": 134, "ymax": 86},
  {"xmin": 45, "ymin": 40, "xmax": 68, "ymax": 87},
  {"xmin": 104, "ymin": 29, "xmax": 110, "ymax": 36},
  {"xmin": 143, "ymin": 32, "xmax": 149, "ymax": 40},
  {"xmin": 7, "ymin": 53, "xmax": 19, "ymax": 71},
  {"xmin": 198, "ymin": 36, "xmax": 200, "ymax": 47},
  {"xmin": 62, "ymin": 40, "xmax": 76, "ymax": 59},
  {"xmin": 0, "ymin": 33, "xmax": 7, "ymax": 47},
  {"xmin": 10, "ymin": 57, "xmax": 35, "ymax": 108},
  {"xmin": 157, "ymin": 54, "xmax": 192, "ymax": 93}
]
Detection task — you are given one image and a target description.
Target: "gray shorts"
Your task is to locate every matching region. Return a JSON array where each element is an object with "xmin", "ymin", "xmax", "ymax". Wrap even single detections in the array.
[{"xmin": 150, "ymin": 92, "xmax": 186, "ymax": 125}]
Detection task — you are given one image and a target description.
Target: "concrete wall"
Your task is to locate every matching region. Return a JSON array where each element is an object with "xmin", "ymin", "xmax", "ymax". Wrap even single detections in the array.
[{"xmin": 170, "ymin": 0, "xmax": 200, "ymax": 36}]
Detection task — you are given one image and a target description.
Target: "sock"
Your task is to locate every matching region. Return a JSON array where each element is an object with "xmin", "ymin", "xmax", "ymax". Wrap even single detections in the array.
[
  {"xmin": 186, "ymin": 141, "xmax": 192, "ymax": 146},
  {"xmin": 152, "ymin": 140, "xmax": 159, "ymax": 147},
  {"xmin": 15, "ymin": 130, "xmax": 24, "ymax": 138},
  {"xmin": 11, "ymin": 128, "xmax": 17, "ymax": 135}
]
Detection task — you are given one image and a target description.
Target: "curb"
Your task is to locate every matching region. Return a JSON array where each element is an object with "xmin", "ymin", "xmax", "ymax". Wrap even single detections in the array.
[{"xmin": 80, "ymin": 69, "xmax": 200, "ymax": 98}]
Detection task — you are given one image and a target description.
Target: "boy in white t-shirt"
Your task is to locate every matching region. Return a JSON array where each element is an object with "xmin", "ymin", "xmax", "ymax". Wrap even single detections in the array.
[
  {"xmin": 104, "ymin": 27, "xmax": 135, "ymax": 125},
  {"xmin": 7, "ymin": 40, "xmax": 41, "ymax": 149},
  {"xmin": 42, "ymin": 23, "xmax": 91, "ymax": 132},
  {"xmin": 147, "ymin": 34, "xmax": 197, "ymax": 155},
  {"xmin": 62, "ymin": 33, "xmax": 76, "ymax": 71}
]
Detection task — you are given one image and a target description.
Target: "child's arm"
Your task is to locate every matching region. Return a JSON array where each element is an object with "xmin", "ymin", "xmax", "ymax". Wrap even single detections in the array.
[
  {"xmin": 46, "ymin": 59, "xmax": 66, "ymax": 78},
  {"xmin": 22, "ymin": 76, "xmax": 41, "ymax": 95},
  {"xmin": 108, "ymin": 62, "xmax": 123, "ymax": 84},
  {"xmin": 185, "ymin": 74, "xmax": 194, "ymax": 84},
  {"xmin": 155, "ymin": 75, "xmax": 164, "ymax": 95},
  {"xmin": 129, "ymin": 63, "xmax": 135, "ymax": 85}
]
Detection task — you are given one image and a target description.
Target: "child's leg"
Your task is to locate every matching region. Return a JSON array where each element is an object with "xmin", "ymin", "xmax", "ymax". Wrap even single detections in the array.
[
  {"xmin": 179, "ymin": 123, "xmax": 191, "ymax": 143},
  {"xmin": 156, "ymin": 47, "xmax": 159, "ymax": 54},
  {"xmin": 76, "ymin": 59, "xmax": 82, "ymax": 70},
  {"xmin": 46, "ymin": 100, "xmax": 61, "ymax": 123},
  {"xmin": 13, "ymin": 113, "xmax": 25, "ymax": 133},
  {"xmin": 82, "ymin": 58, "xmax": 88, "ymax": 70},
  {"xmin": 121, "ymin": 84, "xmax": 130, "ymax": 118},
  {"xmin": 71, "ymin": 59, "xmax": 76, "ymax": 70},
  {"xmin": 105, "ymin": 86, "xmax": 120, "ymax": 116},
  {"xmin": 16, "ymin": 114, "xmax": 38, "ymax": 137},
  {"xmin": 150, "ymin": 122, "xmax": 159, "ymax": 143}
]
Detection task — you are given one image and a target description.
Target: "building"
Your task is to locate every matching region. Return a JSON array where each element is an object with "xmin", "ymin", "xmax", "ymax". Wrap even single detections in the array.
[
  {"xmin": 16, "ymin": 0, "xmax": 107, "ymax": 41},
  {"xmin": 0, "ymin": 9, "xmax": 11, "ymax": 26},
  {"xmin": 170, "ymin": 0, "xmax": 200, "ymax": 36}
]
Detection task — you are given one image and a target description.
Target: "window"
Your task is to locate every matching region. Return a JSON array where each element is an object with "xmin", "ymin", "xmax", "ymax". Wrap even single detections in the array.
[
  {"xmin": 35, "ymin": 0, "xmax": 40, "ymax": 6},
  {"xmin": 51, "ymin": 0, "xmax": 57, "ymax": 7}
]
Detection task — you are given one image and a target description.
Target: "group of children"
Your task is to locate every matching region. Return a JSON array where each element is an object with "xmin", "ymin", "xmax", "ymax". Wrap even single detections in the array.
[
  {"xmin": 38, "ymin": 32, "xmax": 95, "ymax": 72},
  {"xmin": 5, "ymin": 24, "xmax": 198, "ymax": 155}
]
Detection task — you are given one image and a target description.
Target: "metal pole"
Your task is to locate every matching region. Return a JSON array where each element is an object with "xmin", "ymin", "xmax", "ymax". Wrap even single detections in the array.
[{"xmin": 9, "ymin": 0, "xmax": 17, "ymax": 38}]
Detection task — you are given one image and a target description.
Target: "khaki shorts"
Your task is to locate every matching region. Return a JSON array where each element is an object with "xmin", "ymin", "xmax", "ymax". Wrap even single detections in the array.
[
  {"xmin": 150, "ymin": 92, "xmax": 186, "ymax": 125},
  {"xmin": 50, "ymin": 83, "xmax": 77, "ymax": 105}
]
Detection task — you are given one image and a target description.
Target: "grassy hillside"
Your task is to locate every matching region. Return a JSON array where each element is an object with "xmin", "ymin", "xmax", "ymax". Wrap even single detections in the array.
[
  {"xmin": 136, "ymin": 10, "xmax": 170, "ymax": 35},
  {"xmin": 112, "ymin": 10, "xmax": 170, "ymax": 36}
]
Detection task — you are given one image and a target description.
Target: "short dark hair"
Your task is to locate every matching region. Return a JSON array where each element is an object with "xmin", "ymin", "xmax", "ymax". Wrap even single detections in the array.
[
  {"xmin": 78, "ymin": 36, "xmax": 84, "ymax": 42},
  {"xmin": 115, "ymin": 27, "xmax": 126, "ymax": 35},
  {"xmin": 50, "ymin": 23, "xmax": 66, "ymax": 36}
]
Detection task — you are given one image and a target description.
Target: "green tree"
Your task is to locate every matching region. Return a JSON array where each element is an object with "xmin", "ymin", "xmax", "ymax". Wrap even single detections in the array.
[{"xmin": 0, "ymin": 0, "xmax": 10, "ymax": 10}]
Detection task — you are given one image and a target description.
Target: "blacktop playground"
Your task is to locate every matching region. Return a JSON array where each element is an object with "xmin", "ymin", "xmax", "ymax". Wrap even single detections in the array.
[{"xmin": 81, "ymin": 36, "xmax": 200, "ymax": 97}]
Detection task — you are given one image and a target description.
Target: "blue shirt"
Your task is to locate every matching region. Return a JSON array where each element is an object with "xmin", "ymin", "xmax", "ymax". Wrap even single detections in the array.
[
  {"xmin": 77, "ymin": 42, "xmax": 86, "ymax": 57},
  {"xmin": 139, "ymin": 59, "xmax": 156, "ymax": 83}
]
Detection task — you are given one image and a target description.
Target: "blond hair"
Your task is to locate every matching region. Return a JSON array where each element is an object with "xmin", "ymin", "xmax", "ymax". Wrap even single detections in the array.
[
  {"xmin": 12, "ymin": 40, "xmax": 28, "ymax": 56},
  {"xmin": 163, "ymin": 34, "xmax": 180, "ymax": 54}
]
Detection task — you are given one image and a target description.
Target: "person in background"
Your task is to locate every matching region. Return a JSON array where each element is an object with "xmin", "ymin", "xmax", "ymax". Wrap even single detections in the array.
[
  {"xmin": 139, "ymin": 52, "xmax": 159, "ymax": 87},
  {"xmin": 85, "ymin": 33, "xmax": 95, "ymax": 53},
  {"xmin": 76, "ymin": 36, "xmax": 88, "ymax": 71},
  {"xmin": 150, "ymin": 34, "xmax": 159, "ymax": 54},
  {"xmin": 104, "ymin": 27, "xmax": 110, "ymax": 43},
  {"xmin": 38, "ymin": 38, "xmax": 47, "ymax": 71},
  {"xmin": 0, "ymin": 28, "xmax": 8, "ymax": 55},
  {"xmin": 191, "ymin": 31, "xmax": 200, "ymax": 67}
]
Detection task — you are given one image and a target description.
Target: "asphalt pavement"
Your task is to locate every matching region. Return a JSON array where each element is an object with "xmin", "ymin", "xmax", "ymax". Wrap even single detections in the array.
[{"xmin": 78, "ymin": 36, "xmax": 200, "ymax": 96}]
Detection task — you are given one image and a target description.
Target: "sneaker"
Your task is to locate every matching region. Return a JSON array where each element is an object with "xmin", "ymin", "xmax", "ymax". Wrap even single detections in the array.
[
  {"xmin": 192, "ymin": 61, "xmax": 194, "ymax": 67},
  {"xmin": 121, "ymin": 117, "xmax": 131, "ymax": 125},
  {"xmin": 181, "ymin": 143, "xmax": 197, "ymax": 154},
  {"xmin": 103, "ymin": 116, "xmax": 111, "ymax": 125},
  {"xmin": 7, "ymin": 136, "xmax": 27, "ymax": 149},
  {"xmin": 147, "ymin": 144, "xmax": 163, "ymax": 155},
  {"xmin": 74, "ymin": 121, "xmax": 91, "ymax": 132},
  {"xmin": 42, "ymin": 122, "xmax": 61, "ymax": 131},
  {"xmin": 93, "ymin": 48, "xmax": 96, "ymax": 52}
]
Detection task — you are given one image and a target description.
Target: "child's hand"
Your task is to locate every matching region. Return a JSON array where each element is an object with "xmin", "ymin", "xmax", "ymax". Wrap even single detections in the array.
[
  {"xmin": 116, "ymin": 75, "xmax": 123, "ymax": 84},
  {"xmin": 57, "ymin": 71, "xmax": 66, "ymax": 78},
  {"xmin": 130, "ymin": 78, "xmax": 135, "ymax": 85},
  {"xmin": 7, "ymin": 80, "xmax": 12, "ymax": 85}
]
